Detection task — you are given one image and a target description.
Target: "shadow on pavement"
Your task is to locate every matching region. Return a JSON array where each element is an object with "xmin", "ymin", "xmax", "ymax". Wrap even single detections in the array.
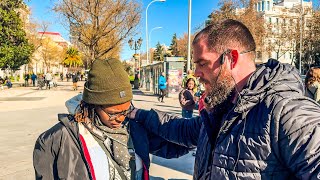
[
  {"xmin": 155, "ymin": 104, "xmax": 181, "ymax": 109},
  {"xmin": 151, "ymin": 154, "xmax": 195, "ymax": 176},
  {"xmin": 150, "ymin": 176, "xmax": 165, "ymax": 180},
  {"xmin": 134, "ymin": 99, "xmax": 158, "ymax": 103},
  {"xmin": 132, "ymin": 89, "xmax": 157, "ymax": 97},
  {"xmin": 0, "ymin": 97, "xmax": 46, "ymax": 101}
]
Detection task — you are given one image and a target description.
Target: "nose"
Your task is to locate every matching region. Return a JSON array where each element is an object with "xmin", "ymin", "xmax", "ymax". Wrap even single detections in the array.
[{"xmin": 194, "ymin": 68, "xmax": 203, "ymax": 78}]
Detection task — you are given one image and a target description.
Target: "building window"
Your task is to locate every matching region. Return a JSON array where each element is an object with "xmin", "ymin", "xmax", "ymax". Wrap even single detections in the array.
[
  {"xmin": 289, "ymin": 53, "xmax": 292, "ymax": 59},
  {"xmin": 269, "ymin": 17, "xmax": 272, "ymax": 23},
  {"xmin": 267, "ymin": 1, "xmax": 270, "ymax": 11},
  {"xmin": 262, "ymin": 1, "xmax": 265, "ymax": 11},
  {"xmin": 276, "ymin": 18, "xmax": 279, "ymax": 24},
  {"xmin": 258, "ymin": 2, "xmax": 261, "ymax": 11}
]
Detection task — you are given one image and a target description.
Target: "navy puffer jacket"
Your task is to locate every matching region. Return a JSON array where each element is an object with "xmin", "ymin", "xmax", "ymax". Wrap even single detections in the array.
[{"xmin": 134, "ymin": 59, "xmax": 320, "ymax": 179}]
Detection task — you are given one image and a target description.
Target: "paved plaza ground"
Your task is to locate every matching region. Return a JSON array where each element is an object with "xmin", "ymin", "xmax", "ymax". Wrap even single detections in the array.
[{"xmin": 0, "ymin": 81, "xmax": 195, "ymax": 180}]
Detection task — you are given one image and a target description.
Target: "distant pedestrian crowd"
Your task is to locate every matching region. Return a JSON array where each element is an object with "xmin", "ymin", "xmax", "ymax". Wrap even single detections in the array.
[
  {"xmin": 0, "ymin": 76, "xmax": 12, "ymax": 90},
  {"xmin": 0, "ymin": 70, "xmax": 86, "ymax": 91}
]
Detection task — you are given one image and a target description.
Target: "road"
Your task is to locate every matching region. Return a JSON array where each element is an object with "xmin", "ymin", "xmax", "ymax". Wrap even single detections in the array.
[{"xmin": 0, "ymin": 81, "xmax": 195, "ymax": 180}]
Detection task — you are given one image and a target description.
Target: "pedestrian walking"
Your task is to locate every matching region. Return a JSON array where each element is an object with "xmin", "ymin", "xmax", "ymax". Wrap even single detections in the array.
[
  {"xmin": 37, "ymin": 74, "xmax": 45, "ymax": 90},
  {"xmin": 80, "ymin": 73, "xmax": 84, "ymax": 81},
  {"xmin": 33, "ymin": 58, "xmax": 189, "ymax": 180},
  {"xmin": 0, "ymin": 77, "xmax": 4, "ymax": 90},
  {"xmin": 24, "ymin": 73, "xmax": 29, "ymax": 87},
  {"xmin": 66, "ymin": 73, "xmax": 70, "ymax": 82},
  {"xmin": 128, "ymin": 19, "xmax": 320, "ymax": 179},
  {"xmin": 157, "ymin": 72, "xmax": 167, "ymax": 103},
  {"xmin": 60, "ymin": 73, "xmax": 63, "ymax": 81},
  {"xmin": 72, "ymin": 73, "xmax": 78, "ymax": 91},
  {"xmin": 5, "ymin": 78, "xmax": 12, "ymax": 89},
  {"xmin": 305, "ymin": 67, "xmax": 320, "ymax": 103},
  {"xmin": 31, "ymin": 73, "xmax": 37, "ymax": 87},
  {"xmin": 45, "ymin": 72, "xmax": 53, "ymax": 89},
  {"xmin": 179, "ymin": 78, "xmax": 196, "ymax": 118}
]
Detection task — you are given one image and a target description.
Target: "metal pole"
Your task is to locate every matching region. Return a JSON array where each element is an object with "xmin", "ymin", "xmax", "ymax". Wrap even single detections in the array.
[
  {"xmin": 135, "ymin": 42, "xmax": 137, "ymax": 71},
  {"xmin": 299, "ymin": 0, "xmax": 303, "ymax": 74},
  {"xmin": 146, "ymin": 3, "xmax": 150, "ymax": 65},
  {"xmin": 149, "ymin": 27, "xmax": 163, "ymax": 61},
  {"xmin": 187, "ymin": 0, "xmax": 192, "ymax": 71}
]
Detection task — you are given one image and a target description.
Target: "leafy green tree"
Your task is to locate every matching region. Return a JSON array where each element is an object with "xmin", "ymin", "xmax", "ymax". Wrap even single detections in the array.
[
  {"xmin": 153, "ymin": 42, "xmax": 164, "ymax": 61},
  {"xmin": 0, "ymin": 0, "xmax": 34, "ymax": 70},
  {"xmin": 169, "ymin": 33, "xmax": 179, "ymax": 56},
  {"xmin": 63, "ymin": 47, "xmax": 83, "ymax": 67}
]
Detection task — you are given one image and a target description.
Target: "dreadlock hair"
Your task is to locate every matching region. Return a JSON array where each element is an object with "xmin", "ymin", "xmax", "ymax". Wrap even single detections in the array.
[{"xmin": 74, "ymin": 100, "xmax": 96, "ymax": 123}]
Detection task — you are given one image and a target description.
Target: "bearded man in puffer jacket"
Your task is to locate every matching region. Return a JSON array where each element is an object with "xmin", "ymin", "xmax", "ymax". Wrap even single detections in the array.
[{"xmin": 128, "ymin": 19, "xmax": 320, "ymax": 179}]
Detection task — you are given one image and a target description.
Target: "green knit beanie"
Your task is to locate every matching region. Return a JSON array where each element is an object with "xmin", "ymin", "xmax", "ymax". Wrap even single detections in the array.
[{"xmin": 83, "ymin": 58, "xmax": 133, "ymax": 106}]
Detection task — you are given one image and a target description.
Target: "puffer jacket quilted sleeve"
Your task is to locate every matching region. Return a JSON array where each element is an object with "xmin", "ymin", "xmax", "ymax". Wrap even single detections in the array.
[
  {"xmin": 135, "ymin": 109, "xmax": 202, "ymax": 149},
  {"xmin": 275, "ymin": 97, "xmax": 320, "ymax": 179}
]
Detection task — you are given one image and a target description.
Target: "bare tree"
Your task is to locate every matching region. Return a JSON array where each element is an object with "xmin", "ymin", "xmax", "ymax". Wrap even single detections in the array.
[
  {"xmin": 25, "ymin": 20, "xmax": 49, "ymax": 52},
  {"xmin": 209, "ymin": 0, "xmax": 265, "ymax": 57},
  {"xmin": 303, "ymin": 7, "xmax": 320, "ymax": 67},
  {"xmin": 39, "ymin": 37, "xmax": 65, "ymax": 72},
  {"xmin": 54, "ymin": 0, "xmax": 141, "ymax": 65},
  {"xmin": 264, "ymin": 15, "xmax": 299, "ymax": 60},
  {"xmin": 176, "ymin": 33, "xmax": 191, "ymax": 59}
]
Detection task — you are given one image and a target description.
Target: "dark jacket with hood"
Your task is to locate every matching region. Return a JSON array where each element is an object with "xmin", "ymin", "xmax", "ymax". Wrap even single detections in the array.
[
  {"xmin": 134, "ymin": 59, "xmax": 320, "ymax": 179},
  {"xmin": 33, "ymin": 114, "xmax": 191, "ymax": 179}
]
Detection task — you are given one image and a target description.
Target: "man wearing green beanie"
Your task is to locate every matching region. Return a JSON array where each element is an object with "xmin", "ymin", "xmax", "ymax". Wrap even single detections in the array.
[{"xmin": 33, "ymin": 58, "xmax": 191, "ymax": 180}]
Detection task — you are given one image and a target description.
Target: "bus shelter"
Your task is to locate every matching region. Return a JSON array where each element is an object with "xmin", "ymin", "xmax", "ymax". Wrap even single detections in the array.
[{"xmin": 140, "ymin": 57, "xmax": 185, "ymax": 97}]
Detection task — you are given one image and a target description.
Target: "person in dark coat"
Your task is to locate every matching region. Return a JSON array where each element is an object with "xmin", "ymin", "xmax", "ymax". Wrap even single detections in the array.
[
  {"xmin": 179, "ymin": 78, "xmax": 196, "ymax": 118},
  {"xmin": 72, "ymin": 73, "xmax": 79, "ymax": 90},
  {"xmin": 24, "ymin": 73, "xmax": 30, "ymax": 87},
  {"xmin": 128, "ymin": 19, "xmax": 320, "ymax": 179},
  {"xmin": 33, "ymin": 58, "xmax": 190, "ymax": 180}
]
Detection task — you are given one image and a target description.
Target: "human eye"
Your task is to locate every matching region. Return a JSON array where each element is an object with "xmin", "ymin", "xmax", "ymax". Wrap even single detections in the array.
[{"xmin": 199, "ymin": 62, "xmax": 207, "ymax": 67}]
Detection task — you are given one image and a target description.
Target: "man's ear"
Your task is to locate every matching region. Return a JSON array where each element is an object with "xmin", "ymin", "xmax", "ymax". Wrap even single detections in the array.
[{"xmin": 230, "ymin": 50, "xmax": 239, "ymax": 69}]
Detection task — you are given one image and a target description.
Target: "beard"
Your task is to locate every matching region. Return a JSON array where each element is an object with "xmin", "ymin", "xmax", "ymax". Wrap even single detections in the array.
[{"xmin": 203, "ymin": 68, "xmax": 235, "ymax": 114}]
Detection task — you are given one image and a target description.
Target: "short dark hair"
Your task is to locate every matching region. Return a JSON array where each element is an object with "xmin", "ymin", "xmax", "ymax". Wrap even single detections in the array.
[{"xmin": 193, "ymin": 19, "xmax": 256, "ymax": 54}]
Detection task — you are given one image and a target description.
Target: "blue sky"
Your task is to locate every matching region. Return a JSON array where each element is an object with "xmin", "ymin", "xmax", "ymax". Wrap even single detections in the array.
[
  {"xmin": 24, "ymin": 0, "xmax": 318, "ymax": 60},
  {"xmin": 24, "ymin": 0, "xmax": 218, "ymax": 60}
]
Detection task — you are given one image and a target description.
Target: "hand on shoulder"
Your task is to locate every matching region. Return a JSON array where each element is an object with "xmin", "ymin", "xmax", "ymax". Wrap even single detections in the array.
[{"xmin": 128, "ymin": 108, "xmax": 139, "ymax": 119}]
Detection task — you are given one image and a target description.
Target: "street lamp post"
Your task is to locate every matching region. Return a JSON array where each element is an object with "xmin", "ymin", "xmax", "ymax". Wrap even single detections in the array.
[
  {"xmin": 299, "ymin": 0, "xmax": 303, "ymax": 75},
  {"xmin": 291, "ymin": 1, "xmax": 304, "ymax": 74},
  {"xmin": 149, "ymin": 26, "xmax": 163, "ymax": 63},
  {"xmin": 146, "ymin": 0, "xmax": 166, "ymax": 65},
  {"xmin": 187, "ymin": 0, "xmax": 192, "ymax": 71},
  {"xmin": 128, "ymin": 37, "xmax": 143, "ymax": 89}
]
